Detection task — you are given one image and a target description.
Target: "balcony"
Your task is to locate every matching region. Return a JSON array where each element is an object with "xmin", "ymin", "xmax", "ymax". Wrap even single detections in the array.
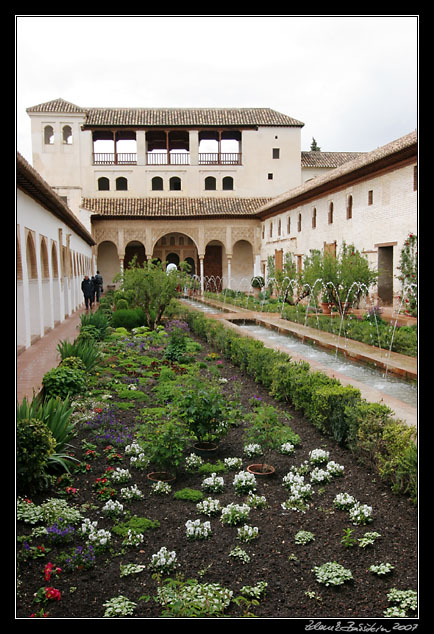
[
  {"xmin": 92, "ymin": 151, "xmax": 242, "ymax": 166},
  {"xmin": 93, "ymin": 153, "xmax": 137, "ymax": 165},
  {"xmin": 199, "ymin": 153, "xmax": 242, "ymax": 165},
  {"xmin": 146, "ymin": 152, "xmax": 190, "ymax": 165}
]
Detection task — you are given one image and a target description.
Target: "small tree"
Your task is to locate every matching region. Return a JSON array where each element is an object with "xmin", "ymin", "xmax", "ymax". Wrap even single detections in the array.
[
  {"xmin": 115, "ymin": 258, "xmax": 189, "ymax": 330},
  {"xmin": 301, "ymin": 243, "xmax": 377, "ymax": 315},
  {"xmin": 397, "ymin": 233, "xmax": 417, "ymax": 316}
]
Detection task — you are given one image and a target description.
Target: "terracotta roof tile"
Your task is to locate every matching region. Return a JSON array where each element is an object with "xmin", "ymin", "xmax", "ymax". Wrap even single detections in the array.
[
  {"xmin": 301, "ymin": 151, "xmax": 367, "ymax": 168},
  {"xmin": 82, "ymin": 197, "xmax": 271, "ymax": 218},
  {"xmin": 27, "ymin": 99, "xmax": 304, "ymax": 128}
]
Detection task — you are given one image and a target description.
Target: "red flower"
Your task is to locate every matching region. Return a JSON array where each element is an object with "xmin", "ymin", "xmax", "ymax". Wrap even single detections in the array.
[{"xmin": 45, "ymin": 587, "xmax": 61, "ymax": 601}]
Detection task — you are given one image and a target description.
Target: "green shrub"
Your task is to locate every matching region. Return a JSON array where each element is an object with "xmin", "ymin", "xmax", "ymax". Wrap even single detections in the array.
[
  {"xmin": 59, "ymin": 356, "xmax": 86, "ymax": 371},
  {"xmin": 310, "ymin": 384, "xmax": 361, "ymax": 444},
  {"xmin": 17, "ymin": 418, "xmax": 56, "ymax": 493},
  {"xmin": 57, "ymin": 338, "xmax": 101, "ymax": 373},
  {"xmin": 79, "ymin": 310, "xmax": 110, "ymax": 340},
  {"xmin": 42, "ymin": 365, "xmax": 87, "ymax": 400},
  {"xmin": 173, "ymin": 488, "xmax": 204, "ymax": 502},
  {"xmin": 16, "ymin": 395, "xmax": 76, "ymax": 472},
  {"xmin": 112, "ymin": 515, "xmax": 160, "ymax": 538},
  {"xmin": 111, "ymin": 308, "xmax": 146, "ymax": 330},
  {"xmin": 347, "ymin": 402, "xmax": 417, "ymax": 499},
  {"xmin": 115, "ymin": 298, "xmax": 129, "ymax": 311}
]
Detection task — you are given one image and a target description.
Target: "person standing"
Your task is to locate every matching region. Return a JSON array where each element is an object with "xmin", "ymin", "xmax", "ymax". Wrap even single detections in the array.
[
  {"xmin": 81, "ymin": 275, "xmax": 94, "ymax": 310},
  {"xmin": 94, "ymin": 270, "xmax": 103, "ymax": 303}
]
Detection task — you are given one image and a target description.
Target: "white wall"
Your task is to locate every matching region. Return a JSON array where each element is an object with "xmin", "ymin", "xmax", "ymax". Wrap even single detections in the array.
[
  {"xmin": 260, "ymin": 161, "xmax": 417, "ymax": 306},
  {"xmin": 17, "ymin": 188, "xmax": 94, "ymax": 350}
]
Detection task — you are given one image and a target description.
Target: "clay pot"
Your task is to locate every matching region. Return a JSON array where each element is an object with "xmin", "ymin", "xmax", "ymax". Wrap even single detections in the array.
[
  {"xmin": 192, "ymin": 441, "xmax": 219, "ymax": 455},
  {"xmin": 321, "ymin": 302, "xmax": 332, "ymax": 314},
  {"xmin": 146, "ymin": 471, "xmax": 176, "ymax": 483},
  {"xmin": 247, "ymin": 463, "xmax": 275, "ymax": 476}
]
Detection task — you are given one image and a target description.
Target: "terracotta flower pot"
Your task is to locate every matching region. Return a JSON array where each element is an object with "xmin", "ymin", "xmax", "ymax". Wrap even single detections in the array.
[
  {"xmin": 192, "ymin": 441, "xmax": 219, "ymax": 455},
  {"xmin": 146, "ymin": 471, "xmax": 176, "ymax": 483},
  {"xmin": 321, "ymin": 302, "xmax": 332, "ymax": 315},
  {"xmin": 247, "ymin": 463, "xmax": 275, "ymax": 476}
]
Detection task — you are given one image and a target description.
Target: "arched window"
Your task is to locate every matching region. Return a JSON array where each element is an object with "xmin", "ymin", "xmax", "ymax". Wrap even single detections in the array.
[
  {"xmin": 312, "ymin": 207, "xmax": 317, "ymax": 228},
  {"xmin": 116, "ymin": 177, "xmax": 128, "ymax": 191},
  {"xmin": 152, "ymin": 176, "xmax": 163, "ymax": 191},
  {"xmin": 169, "ymin": 176, "xmax": 181, "ymax": 191},
  {"xmin": 298, "ymin": 213, "xmax": 302, "ymax": 232},
  {"xmin": 62, "ymin": 125, "xmax": 72, "ymax": 144},
  {"xmin": 222, "ymin": 176, "xmax": 233, "ymax": 190},
  {"xmin": 98, "ymin": 177, "xmax": 110, "ymax": 191},
  {"xmin": 51, "ymin": 243, "xmax": 59, "ymax": 278},
  {"xmin": 44, "ymin": 125, "xmax": 54, "ymax": 145},
  {"xmin": 287, "ymin": 216, "xmax": 291, "ymax": 234},
  {"xmin": 40, "ymin": 238, "xmax": 49, "ymax": 278},
  {"xmin": 26, "ymin": 233, "xmax": 38, "ymax": 279},
  {"xmin": 205, "ymin": 176, "xmax": 216, "ymax": 190},
  {"xmin": 278, "ymin": 219, "xmax": 281, "ymax": 236}
]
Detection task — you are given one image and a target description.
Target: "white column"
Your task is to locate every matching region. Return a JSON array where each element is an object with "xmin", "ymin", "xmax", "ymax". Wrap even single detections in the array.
[
  {"xmin": 199, "ymin": 256, "xmax": 204, "ymax": 294},
  {"xmin": 226, "ymin": 255, "xmax": 232, "ymax": 290}
]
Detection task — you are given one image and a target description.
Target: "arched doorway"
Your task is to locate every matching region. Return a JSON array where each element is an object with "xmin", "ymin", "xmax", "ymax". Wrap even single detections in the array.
[
  {"xmin": 231, "ymin": 239, "xmax": 254, "ymax": 291},
  {"xmin": 203, "ymin": 240, "xmax": 224, "ymax": 291},
  {"xmin": 152, "ymin": 232, "xmax": 198, "ymax": 274},
  {"xmin": 97, "ymin": 241, "xmax": 120, "ymax": 290},
  {"xmin": 124, "ymin": 240, "xmax": 146, "ymax": 269}
]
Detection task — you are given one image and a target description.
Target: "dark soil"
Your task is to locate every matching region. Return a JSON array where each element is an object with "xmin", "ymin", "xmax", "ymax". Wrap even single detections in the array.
[{"xmin": 16, "ymin": 328, "xmax": 418, "ymax": 620}]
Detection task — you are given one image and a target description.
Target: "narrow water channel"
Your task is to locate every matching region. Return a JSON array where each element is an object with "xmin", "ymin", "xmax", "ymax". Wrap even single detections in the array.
[{"xmin": 182, "ymin": 298, "xmax": 417, "ymax": 408}]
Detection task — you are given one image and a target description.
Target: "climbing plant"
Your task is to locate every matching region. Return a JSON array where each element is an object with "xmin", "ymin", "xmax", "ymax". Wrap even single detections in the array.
[{"xmin": 397, "ymin": 233, "xmax": 417, "ymax": 316}]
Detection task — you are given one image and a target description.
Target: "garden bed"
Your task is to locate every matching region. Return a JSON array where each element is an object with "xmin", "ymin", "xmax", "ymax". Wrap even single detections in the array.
[{"xmin": 16, "ymin": 321, "xmax": 417, "ymax": 619}]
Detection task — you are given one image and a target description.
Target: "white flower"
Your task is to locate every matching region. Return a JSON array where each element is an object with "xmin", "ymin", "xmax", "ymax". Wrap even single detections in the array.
[{"xmin": 309, "ymin": 448, "xmax": 330, "ymax": 464}]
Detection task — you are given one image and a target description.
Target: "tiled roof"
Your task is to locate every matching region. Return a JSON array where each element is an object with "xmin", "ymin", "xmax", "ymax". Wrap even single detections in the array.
[
  {"xmin": 256, "ymin": 130, "xmax": 417, "ymax": 217},
  {"xmin": 27, "ymin": 99, "xmax": 304, "ymax": 128},
  {"xmin": 26, "ymin": 98, "xmax": 86, "ymax": 114},
  {"xmin": 301, "ymin": 151, "xmax": 367, "ymax": 168},
  {"xmin": 82, "ymin": 197, "xmax": 272, "ymax": 218}
]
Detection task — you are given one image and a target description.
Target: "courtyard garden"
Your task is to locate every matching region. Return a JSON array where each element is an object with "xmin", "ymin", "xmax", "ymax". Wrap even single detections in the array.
[{"xmin": 16, "ymin": 263, "xmax": 417, "ymax": 619}]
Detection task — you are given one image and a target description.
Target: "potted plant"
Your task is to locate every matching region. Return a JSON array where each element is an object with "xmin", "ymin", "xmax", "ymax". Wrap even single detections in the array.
[
  {"xmin": 244, "ymin": 404, "xmax": 288, "ymax": 475},
  {"xmin": 251, "ymin": 275, "xmax": 265, "ymax": 298}
]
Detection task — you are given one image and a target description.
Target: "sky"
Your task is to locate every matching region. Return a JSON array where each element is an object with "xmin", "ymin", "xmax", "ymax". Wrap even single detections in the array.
[{"xmin": 15, "ymin": 15, "xmax": 418, "ymax": 163}]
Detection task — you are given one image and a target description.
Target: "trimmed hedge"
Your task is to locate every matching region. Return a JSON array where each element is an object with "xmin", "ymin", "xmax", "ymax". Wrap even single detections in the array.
[{"xmin": 180, "ymin": 305, "xmax": 417, "ymax": 503}]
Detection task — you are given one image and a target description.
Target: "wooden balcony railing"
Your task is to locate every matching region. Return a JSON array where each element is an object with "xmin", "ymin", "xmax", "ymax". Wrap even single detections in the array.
[
  {"xmin": 92, "ymin": 152, "xmax": 242, "ymax": 166},
  {"xmin": 93, "ymin": 153, "xmax": 137, "ymax": 165},
  {"xmin": 146, "ymin": 152, "xmax": 190, "ymax": 165},
  {"xmin": 198, "ymin": 153, "xmax": 242, "ymax": 165}
]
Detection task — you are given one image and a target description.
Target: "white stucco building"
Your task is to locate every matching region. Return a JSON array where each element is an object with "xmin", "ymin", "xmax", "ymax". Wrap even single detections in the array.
[
  {"xmin": 22, "ymin": 97, "xmax": 417, "ymax": 311},
  {"xmin": 17, "ymin": 152, "xmax": 95, "ymax": 351}
]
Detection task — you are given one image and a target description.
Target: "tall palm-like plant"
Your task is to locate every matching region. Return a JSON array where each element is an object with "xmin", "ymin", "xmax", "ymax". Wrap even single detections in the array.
[{"xmin": 16, "ymin": 395, "xmax": 77, "ymax": 472}]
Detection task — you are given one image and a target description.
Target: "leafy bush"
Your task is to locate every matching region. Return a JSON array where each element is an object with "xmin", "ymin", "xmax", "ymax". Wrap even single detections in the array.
[
  {"xmin": 115, "ymin": 298, "xmax": 129, "ymax": 311},
  {"xmin": 79, "ymin": 310, "xmax": 110, "ymax": 340},
  {"xmin": 17, "ymin": 395, "xmax": 76, "ymax": 472},
  {"xmin": 110, "ymin": 308, "xmax": 146, "ymax": 330},
  {"xmin": 42, "ymin": 365, "xmax": 87, "ymax": 400},
  {"xmin": 17, "ymin": 418, "xmax": 56, "ymax": 493},
  {"xmin": 310, "ymin": 384, "xmax": 361, "ymax": 444}
]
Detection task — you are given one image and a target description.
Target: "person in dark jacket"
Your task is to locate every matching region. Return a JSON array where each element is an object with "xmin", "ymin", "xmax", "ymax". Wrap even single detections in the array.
[
  {"xmin": 81, "ymin": 275, "xmax": 94, "ymax": 310},
  {"xmin": 94, "ymin": 270, "xmax": 103, "ymax": 303}
]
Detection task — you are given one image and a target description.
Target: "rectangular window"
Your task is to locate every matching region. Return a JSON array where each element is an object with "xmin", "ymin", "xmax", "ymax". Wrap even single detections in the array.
[
  {"xmin": 272, "ymin": 148, "xmax": 280, "ymax": 159},
  {"xmin": 368, "ymin": 190, "xmax": 373, "ymax": 205},
  {"xmin": 268, "ymin": 173, "xmax": 273, "ymax": 180}
]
